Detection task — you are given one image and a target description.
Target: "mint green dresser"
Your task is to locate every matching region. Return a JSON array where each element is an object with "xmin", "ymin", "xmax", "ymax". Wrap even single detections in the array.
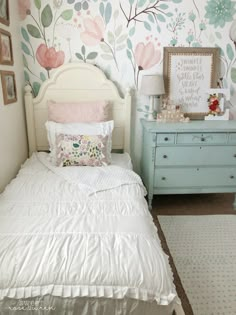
[{"xmin": 141, "ymin": 119, "xmax": 236, "ymax": 209}]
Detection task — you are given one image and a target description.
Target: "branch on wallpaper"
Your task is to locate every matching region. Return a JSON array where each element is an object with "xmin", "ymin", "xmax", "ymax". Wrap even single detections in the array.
[{"xmin": 120, "ymin": 0, "xmax": 175, "ymax": 28}]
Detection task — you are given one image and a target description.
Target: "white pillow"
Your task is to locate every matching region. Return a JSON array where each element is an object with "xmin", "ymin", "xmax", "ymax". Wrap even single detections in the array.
[{"xmin": 45, "ymin": 120, "xmax": 114, "ymax": 165}]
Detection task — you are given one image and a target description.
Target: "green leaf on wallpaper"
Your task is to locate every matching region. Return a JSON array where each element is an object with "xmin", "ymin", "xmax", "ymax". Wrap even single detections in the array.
[
  {"xmin": 100, "ymin": 43, "xmax": 110, "ymax": 53},
  {"xmin": 99, "ymin": 3, "xmax": 105, "ymax": 17},
  {"xmin": 127, "ymin": 38, "xmax": 132, "ymax": 49},
  {"xmin": 231, "ymin": 67, "xmax": 236, "ymax": 83},
  {"xmin": 105, "ymin": 3, "xmax": 112, "ymax": 25},
  {"xmin": 75, "ymin": 52, "xmax": 83, "ymax": 60},
  {"xmin": 34, "ymin": 0, "xmax": 41, "ymax": 10},
  {"xmin": 148, "ymin": 14, "xmax": 154, "ymax": 23},
  {"xmin": 107, "ymin": 31, "xmax": 115, "ymax": 45},
  {"xmin": 126, "ymin": 49, "xmax": 132, "ymax": 60},
  {"xmin": 23, "ymin": 55, "xmax": 28, "ymax": 67},
  {"xmin": 115, "ymin": 25, "xmax": 123, "ymax": 37},
  {"xmin": 24, "ymin": 70, "xmax": 30, "ymax": 82},
  {"xmin": 61, "ymin": 10, "xmax": 73, "ymax": 21},
  {"xmin": 33, "ymin": 82, "xmax": 41, "ymax": 96},
  {"xmin": 137, "ymin": 0, "xmax": 147, "ymax": 7},
  {"xmin": 21, "ymin": 42, "xmax": 31, "ymax": 55},
  {"xmin": 129, "ymin": 0, "xmax": 135, "ymax": 4},
  {"xmin": 172, "ymin": 0, "xmax": 182, "ymax": 3},
  {"xmin": 40, "ymin": 72, "xmax": 46, "ymax": 82},
  {"xmin": 87, "ymin": 52, "xmax": 98, "ymax": 60},
  {"xmin": 192, "ymin": 42, "xmax": 201, "ymax": 47},
  {"xmin": 81, "ymin": 45, "xmax": 86, "ymax": 55},
  {"xmin": 144, "ymin": 22, "xmax": 151, "ymax": 31},
  {"xmin": 157, "ymin": 24, "xmax": 161, "ymax": 33},
  {"xmin": 21, "ymin": 27, "xmax": 30, "ymax": 42},
  {"xmin": 27, "ymin": 24, "xmax": 41, "ymax": 38},
  {"xmin": 129, "ymin": 27, "xmax": 135, "ymax": 37},
  {"xmin": 230, "ymin": 84, "xmax": 234, "ymax": 96},
  {"xmin": 150, "ymin": 0, "xmax": 156, "ymax": 3},
  {"xmin": 117, "ymin": 34, "xmax": 127, "ymax": 44},
  {"xmin": 156, "ymin": 14, "xmax": 166, "ymax": 22},
  {"xmin": 116, "ymin": 44, "xmax": 126, "ymax": 51},
  {"xmin": 159, "ymin": 4, "xmax": 168, "ymax": 10},
  {"xmin": 166, "ymin": 12, "xmax": 173, "ymax": 17},
  {"xmin": 215, "ymin": 32, "xmax": 222, "ymax": 39},
  {"xmin": 41, "ymin": 4, "xmax": 53, "ymax": 28},
  {"xmin": 227, "ymin": 43, "xmax": 234, "ymax": 61},
  {"xmin": 101, "ymin": 54, "xmax": 113, "ymax": 60},
  {"xmin": 215, "ymin": 44, "xmax": 224, "ymax": 56}
]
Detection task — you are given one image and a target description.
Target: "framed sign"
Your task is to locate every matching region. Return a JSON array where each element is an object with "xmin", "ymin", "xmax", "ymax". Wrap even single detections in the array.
[
  {"xmin": 163, "ymin": 47, "xmax": 219, "ymax": 119},
  {"xmin": 0, "ymin": 70, "xmax": 17, "ymax": 104},
  {"xmin": 0, "ymin": 0, "xmax": 9, "ymax": 26},
  {"xmin": 0, "ymin": 28, "xmax": 13, "ymax": 65}
]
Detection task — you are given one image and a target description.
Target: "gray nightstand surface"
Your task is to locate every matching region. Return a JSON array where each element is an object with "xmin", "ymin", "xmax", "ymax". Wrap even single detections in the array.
[{"xmin": 140, "ymin": 119, "xmax": 236, "ymax": 210}]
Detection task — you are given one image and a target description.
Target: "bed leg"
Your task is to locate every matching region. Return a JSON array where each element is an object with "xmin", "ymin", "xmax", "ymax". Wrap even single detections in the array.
[
  {"xmin": 233, "ymin": 194, "xmax": 236, "ymax": 210},
  {"xmin": 148, "ymin": 194, "xmax": 153, "ymax": 210}
]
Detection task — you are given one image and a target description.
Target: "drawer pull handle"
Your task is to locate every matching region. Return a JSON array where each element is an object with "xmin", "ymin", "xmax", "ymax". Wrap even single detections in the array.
[
  {"xmin": 201, "ymin": 137, "xmax": 205, "ymax": 142},
  {"xmin": 161, "ymin": 177, "xmax": 166, "ymax": 181},
  {"xmin": 230, "ymin": 175, "xmax": 235, "ymax": 179},
  {"xmin": 163, "ymin": 155, "xmax": 168, "ymax": 159},
  {"xmin": 234, "ymin": 154, "xmax": 236, "ymax": 158},
  {"xmin": 164, "ymin": 137, "xmax": 169, "ymax": 141}
]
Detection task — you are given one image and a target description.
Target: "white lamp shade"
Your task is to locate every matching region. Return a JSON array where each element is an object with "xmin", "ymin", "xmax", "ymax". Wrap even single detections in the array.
[{"xmin": 140, "ymin": 75, "xmax": 165, "ymax": 96}]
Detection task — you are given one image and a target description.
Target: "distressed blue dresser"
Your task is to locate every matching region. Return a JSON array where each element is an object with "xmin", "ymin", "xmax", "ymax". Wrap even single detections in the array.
[{"xmin": 141, "ymin": 119, "xmax": 236, "ymax": 209}]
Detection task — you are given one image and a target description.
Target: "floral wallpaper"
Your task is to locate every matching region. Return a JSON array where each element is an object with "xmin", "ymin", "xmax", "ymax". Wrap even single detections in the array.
[{"xmin": 18, "ymin": 0, "xmax": 236, "ymax": 169}]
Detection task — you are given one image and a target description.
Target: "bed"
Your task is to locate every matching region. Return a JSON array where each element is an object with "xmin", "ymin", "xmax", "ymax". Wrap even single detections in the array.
[{"xmin": 0, "ymin": 63, "xmax": 179, "ymax": 314}]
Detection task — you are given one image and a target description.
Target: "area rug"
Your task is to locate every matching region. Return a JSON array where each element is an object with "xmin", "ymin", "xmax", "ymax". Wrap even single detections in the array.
[{"xmin": 158, "ymin": 215, "xmax": 236, "ymax": 315}]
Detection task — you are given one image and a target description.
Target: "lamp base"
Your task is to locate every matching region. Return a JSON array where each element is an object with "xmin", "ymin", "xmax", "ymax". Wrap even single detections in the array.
[
  {"xmin": 147, "ymin": 96, "xmax": 155, "ymax": 120},
  {"xmin": 146, "ymin": 112, "xmax": 155, "ymax": 121}
]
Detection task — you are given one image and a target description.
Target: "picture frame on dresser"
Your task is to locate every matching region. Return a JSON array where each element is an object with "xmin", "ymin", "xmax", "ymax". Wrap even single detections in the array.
[
  {"xmin": 0, "ymin": 28, "xmax": 13, "ymax": 65},
  {"xmin": 0, "ymin": 70, "xmax": 17, "ymax": 104},
  {"xmin": 0, "ymin": 0, "xmax": 9, "ymax": 26},
  {"xmin": 163, "ymin": 47, "xmax": 219, "ymax": 120}
]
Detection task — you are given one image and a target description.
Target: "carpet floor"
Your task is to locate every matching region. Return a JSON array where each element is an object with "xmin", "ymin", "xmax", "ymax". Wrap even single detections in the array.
[
  {"xmin": 151, "ymin": 193, "xmax": 236, "ymax": 315},
  {"xmin": 158, "ymin": 215, "xmax": 236, "ymax": 315}
]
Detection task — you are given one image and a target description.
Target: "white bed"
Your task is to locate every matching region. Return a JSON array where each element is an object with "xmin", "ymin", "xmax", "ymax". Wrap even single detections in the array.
[{"xmin": 0, "ymin": 63, "xmax": 179, "ymax": 314}]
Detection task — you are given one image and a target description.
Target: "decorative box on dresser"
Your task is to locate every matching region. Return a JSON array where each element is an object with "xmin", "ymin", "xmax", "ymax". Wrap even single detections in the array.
[{"xmin": 140, "ymin": 119, "xmax": 236, "ymax": 210}]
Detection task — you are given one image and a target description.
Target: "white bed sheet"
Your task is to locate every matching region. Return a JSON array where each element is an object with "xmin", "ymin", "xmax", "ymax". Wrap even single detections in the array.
[
  {"xmin": 111, "ymin": 153, "xmax": 133, "ymax": 170},
  {"xmin": 0, "ymin": 153, "xmax": 178, "ymax": 313}
]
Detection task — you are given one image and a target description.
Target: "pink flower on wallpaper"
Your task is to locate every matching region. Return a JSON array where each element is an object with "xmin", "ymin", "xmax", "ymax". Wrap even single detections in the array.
[
  {"xmin": 36, "ymin": 44, "xmax": 65, "ymax": 70},
  {"xmin": 80, "ymin": 16, "xmax": 105, "ymax": 45},
  {"xmin": 134, "ymin": 42, "xmax": 161, "ymax": 70},
  {"xmin": 17, "ymin": 0, "xmax": 31, "ymax": 20}
]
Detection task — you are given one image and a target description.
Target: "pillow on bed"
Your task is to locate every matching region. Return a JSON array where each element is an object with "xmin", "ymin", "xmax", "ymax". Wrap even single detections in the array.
[
  {"xmin": 48, "ymin": 100, "xmax": 109, "ymax": 123},
  {"xmin": 55, "ymin": 134, "xmax": 110, "ymax": 167},
  {"xmin": 45, "ymin": 120, "xmax": 114, "ymax": 166}
]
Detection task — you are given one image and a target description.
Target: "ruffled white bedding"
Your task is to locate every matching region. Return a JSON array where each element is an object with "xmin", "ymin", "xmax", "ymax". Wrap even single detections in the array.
[{"xmin": 0, "ymin": 153, "xmax": 178, "ymax": 307}]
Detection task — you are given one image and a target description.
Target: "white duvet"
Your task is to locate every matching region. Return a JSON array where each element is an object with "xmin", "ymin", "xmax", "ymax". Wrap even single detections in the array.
[{"xmin": 0, "ymin": 153, "xmax": 177, "ymax": 306}]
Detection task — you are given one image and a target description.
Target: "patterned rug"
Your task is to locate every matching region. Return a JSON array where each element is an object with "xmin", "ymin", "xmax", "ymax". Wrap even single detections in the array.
[{"xmin": 158, "ymin": 215, "xmax": 236, "ymax": 315}]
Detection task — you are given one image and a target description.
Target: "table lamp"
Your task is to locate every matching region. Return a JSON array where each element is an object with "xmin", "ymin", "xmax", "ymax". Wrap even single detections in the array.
[{"xmin": 140, "ymin": 74, "xmax": 165, "ymax": 120}]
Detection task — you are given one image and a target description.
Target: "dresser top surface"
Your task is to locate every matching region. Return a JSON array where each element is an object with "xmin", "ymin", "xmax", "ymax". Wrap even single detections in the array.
[{"xmin": 141, "ymin": 119, "xmax": 236, "ymax": 133}]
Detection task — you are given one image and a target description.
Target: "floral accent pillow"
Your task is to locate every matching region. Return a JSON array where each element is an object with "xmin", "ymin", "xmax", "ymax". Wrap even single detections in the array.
[{"xmin": 56, "ymin": 133, "xmax": 111, "ymax": 167}]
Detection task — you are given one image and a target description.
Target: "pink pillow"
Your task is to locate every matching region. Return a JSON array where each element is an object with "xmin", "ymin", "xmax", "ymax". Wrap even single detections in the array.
[{"xmin": 47, "ymin": 100, "xmax": 109, "ymax": 123}]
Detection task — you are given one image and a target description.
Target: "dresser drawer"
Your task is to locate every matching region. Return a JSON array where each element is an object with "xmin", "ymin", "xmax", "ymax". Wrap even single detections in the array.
[
  {"xmin": 176, "ymin": 133, "xmax": 227, "ymax": 145},
  {"xmin": 228, "ymin": 133, "xmax": 236, "ymax": 144},
  {"xmin": 155, "ymin": 146, "xmax": 236, "ymax": 166},
  {"xmin": 156, "ymin": 133, "xmax": 175, "ymax": 145},
  {"xmin": 154, "ymin": 168, "xmax": 236, "ymax": 188}
]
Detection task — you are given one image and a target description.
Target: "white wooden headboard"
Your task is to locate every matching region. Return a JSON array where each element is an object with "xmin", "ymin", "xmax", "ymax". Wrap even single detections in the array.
[{"xmin": 24, "ymin": 62, "xmax": 131, "ymax": 156}]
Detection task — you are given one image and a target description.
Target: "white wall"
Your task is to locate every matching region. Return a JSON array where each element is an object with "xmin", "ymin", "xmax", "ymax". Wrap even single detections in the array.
[{"xmin": 0, "ymin": 1, "xmax": 28, "ymax": 192}]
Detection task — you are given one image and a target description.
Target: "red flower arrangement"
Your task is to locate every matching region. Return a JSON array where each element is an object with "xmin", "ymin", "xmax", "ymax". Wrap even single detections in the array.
[{"xmin": 207, "ymin": 94, "xmax": 221, "ymax": 115}]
